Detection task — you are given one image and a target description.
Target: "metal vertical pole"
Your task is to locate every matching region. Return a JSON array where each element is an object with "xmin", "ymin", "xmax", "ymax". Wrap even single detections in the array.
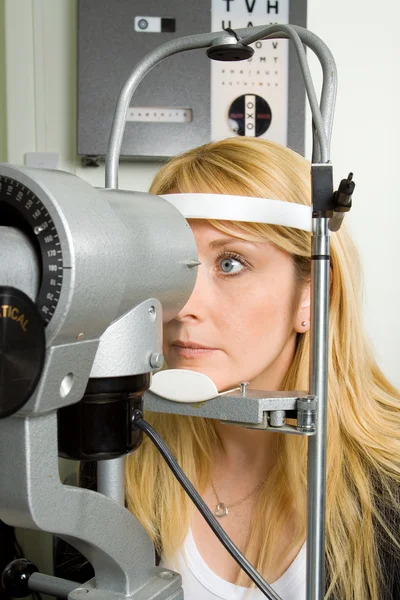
[
  {"xmin": 307, "ymin": 217, "xmax": 330, "ymax": 599},
  {"xmin": 97, "ymin": 458, "xmax": 125, "ymax": 505}
]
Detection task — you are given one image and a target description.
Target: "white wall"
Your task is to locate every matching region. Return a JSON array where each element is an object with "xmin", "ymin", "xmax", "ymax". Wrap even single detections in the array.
[
  {"xmin": 0, "ymin": 0, "xmax": 6, "ymax": 161},
  {"xmin": 3, "ymin": 0, "xmax": 157, "ymax": 188},
  {"xmin": 306, "ymin": 1, "xmax": 400, "ymax": 387}
]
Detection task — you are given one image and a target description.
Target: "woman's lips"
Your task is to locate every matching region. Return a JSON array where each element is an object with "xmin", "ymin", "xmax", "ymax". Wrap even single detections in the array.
[{"xmin": 171, "ymin": 343, "xmax": 219, "ymax": 357}]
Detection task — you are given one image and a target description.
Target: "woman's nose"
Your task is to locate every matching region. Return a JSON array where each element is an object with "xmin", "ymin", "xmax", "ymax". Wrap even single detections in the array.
[{"xmin": 175, "ymin": 264, "xmax": 209, "ymax": 322}]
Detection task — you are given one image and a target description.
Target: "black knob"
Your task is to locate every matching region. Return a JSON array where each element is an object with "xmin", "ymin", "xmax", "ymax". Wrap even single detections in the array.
[
  {"xmin": 2, "ymin": 559, "xmax": 39, "ymax": 598},
  {"xmin": 0, "ymin": 286, "xmax": 46, "ymax": 418}
]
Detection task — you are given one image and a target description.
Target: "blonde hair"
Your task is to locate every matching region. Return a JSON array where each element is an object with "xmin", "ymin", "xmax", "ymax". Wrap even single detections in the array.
[{"xmin": 125, "ymin": 137, "xmax": 400, "ymax": 599}]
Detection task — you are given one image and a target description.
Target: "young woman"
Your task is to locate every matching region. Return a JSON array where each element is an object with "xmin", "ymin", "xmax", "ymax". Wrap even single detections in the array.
[{"xmin": 125, "ymin": 137, "xmax": 400, "ymax": 599}]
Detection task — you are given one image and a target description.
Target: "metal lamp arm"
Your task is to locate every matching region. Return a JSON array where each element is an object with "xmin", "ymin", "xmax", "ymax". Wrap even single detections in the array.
[{"xmin": 105, "ymin": 24, "xmax": 338, "ymax": 189}]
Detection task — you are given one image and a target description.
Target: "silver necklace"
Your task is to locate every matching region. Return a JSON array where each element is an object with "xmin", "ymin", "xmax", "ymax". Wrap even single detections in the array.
[{"xmin": 210, "ymin": 475, "xmax": 264, "ymax": 518}]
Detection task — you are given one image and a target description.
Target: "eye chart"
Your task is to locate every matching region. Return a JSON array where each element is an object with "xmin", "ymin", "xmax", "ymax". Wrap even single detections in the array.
[{"xmin": 211, "ymin": 0, "xmax": 289, "ymax": 144}]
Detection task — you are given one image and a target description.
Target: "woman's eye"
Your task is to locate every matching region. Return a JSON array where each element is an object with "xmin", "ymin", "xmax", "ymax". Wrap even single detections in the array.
[{"xmin": 219, "ymin": 257, "xmax": 244, "ymax": 275}]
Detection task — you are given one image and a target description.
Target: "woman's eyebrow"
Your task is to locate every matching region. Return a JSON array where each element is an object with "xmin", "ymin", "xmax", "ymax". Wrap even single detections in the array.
[{"xmin": 209, "ymin": 238, "xmax": 252, "ymax": 250}]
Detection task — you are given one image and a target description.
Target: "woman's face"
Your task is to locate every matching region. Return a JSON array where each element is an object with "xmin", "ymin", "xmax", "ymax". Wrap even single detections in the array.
[{"xmin": 163, "ymin": 220, "xmax": 310, "ymax": 392}]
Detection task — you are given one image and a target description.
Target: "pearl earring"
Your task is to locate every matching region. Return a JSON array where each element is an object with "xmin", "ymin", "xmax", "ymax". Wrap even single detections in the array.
[{"xmin": 301, "ymin": 321, "xmax": 308, "ymax": 327}]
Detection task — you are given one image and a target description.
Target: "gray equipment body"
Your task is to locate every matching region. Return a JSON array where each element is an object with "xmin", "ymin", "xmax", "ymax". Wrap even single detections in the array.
[
  {"xmin": 0, "ymin": 23, "xmax": 345, "ymax": 600},
  {"xmin": 0, "ymin": 165, "xmax": 197, "ymax": 600}
]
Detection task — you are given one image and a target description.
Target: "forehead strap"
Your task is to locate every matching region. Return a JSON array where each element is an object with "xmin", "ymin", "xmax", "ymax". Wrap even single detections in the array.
[{"xmin": 161, "ymin": 193, "xmax": 312, "ymax": 232}]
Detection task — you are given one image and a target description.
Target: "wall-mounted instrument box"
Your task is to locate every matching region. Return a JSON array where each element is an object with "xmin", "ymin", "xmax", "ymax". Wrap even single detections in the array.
[{"xmin": 77, "ymin": 0, "xmax": 307, "ymax": 160}]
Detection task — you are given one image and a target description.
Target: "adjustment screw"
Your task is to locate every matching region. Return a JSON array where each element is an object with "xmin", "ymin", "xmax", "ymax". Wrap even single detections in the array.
[
  {"xmin": 240, "ymin": 382, "xmax": 249, "ymax": 397},
  {"xmin": 150, "ymin": 353, "xmax": 164, "ymax": 369},
  {"xmin": 159, "ymin": 571, "xmax": 175, "ymax": 580}
]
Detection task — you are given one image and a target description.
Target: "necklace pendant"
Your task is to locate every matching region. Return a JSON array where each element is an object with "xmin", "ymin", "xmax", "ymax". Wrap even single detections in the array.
[{"xmin": 215, "ymin": 502, "xmax": 228, "ymax": 518}]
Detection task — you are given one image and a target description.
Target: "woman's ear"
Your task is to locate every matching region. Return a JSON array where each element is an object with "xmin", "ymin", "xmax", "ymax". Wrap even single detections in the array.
[
  {"xmin": 294, "ymin": 266, "xmax": 333, "ymax": 333},
  {"xmin": 294, "ymin": 284, "xmax": 311, "ymax": 333}
]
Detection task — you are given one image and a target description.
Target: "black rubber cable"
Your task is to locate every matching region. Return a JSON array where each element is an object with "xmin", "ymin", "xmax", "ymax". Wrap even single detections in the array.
[{"xmin": 133, "ymin": 411, "xmax": 282, "ymax": 600}]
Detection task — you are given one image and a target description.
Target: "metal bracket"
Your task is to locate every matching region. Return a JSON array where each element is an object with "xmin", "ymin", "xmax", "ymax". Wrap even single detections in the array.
[
  {"xmin": 143, "ymin": 390, "xmax": 317, "ymax": 436},
  {"xmin": 311, "ymin": 163, "xmax": 334, "ymax": 214}
]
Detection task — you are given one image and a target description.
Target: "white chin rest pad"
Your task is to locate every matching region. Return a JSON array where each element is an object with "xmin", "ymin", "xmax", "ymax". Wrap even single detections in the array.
[{"xmin": 149, "ymin": 369, "xmax": 220, "ymax": 402}]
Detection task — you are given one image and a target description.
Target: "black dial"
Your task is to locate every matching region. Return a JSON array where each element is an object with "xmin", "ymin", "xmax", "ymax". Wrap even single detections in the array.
[{"xmin": 0, "ymin": 176, "xmax": 63, "ymax": 325}]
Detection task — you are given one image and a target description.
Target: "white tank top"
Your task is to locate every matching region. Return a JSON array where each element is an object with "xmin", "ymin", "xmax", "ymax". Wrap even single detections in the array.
[{"xmin": 160, "ymin": 529, "xmax": 307, "ymax": 600}]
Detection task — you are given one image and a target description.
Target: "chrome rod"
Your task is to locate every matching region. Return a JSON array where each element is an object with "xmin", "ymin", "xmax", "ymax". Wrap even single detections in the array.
[{"xmin": 307, "ymin": 217, "xmax": 330, "ymax": 599}]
